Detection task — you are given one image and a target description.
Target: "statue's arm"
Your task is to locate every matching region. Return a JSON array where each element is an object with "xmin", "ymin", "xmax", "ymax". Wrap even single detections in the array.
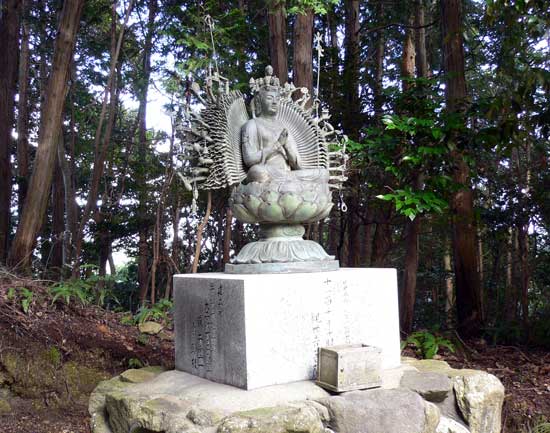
[
  {"xmin": 242, "ymin": 121, "xmax": 283, "ymax": 167},
  {"xmin": 241, "ymin": 122, "xmax": 262, "ymax": 167},
  {"xmin": 283, "ymin": 137, "xmax": 302, "ymax": 170}
]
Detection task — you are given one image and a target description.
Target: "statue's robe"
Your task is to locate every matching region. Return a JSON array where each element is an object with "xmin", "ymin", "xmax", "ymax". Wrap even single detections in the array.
[{"xmin": 241, "ymin": 117, "xmax": 328, "ymax": 184}]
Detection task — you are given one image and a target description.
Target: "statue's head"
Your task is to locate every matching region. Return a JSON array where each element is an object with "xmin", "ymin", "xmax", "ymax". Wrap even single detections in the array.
[
  {"xmin": 257, "ymin": 88, "xmax": 281, "ymax": 116},
  {"xmin": 250, "ymin": 66, "xmax": 283, "ymax": 117}
]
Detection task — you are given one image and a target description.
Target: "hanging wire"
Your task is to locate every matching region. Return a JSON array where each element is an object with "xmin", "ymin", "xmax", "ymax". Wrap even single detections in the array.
[
  {"xmin": 314, "ymin": 32, "xmax": 324, "ymax": 119},
  {"xmin": 339, "ymin": 189, "xmax": 348, "ymax": 213},
  {"xmin": 204, "ymin": 15, "xmax": 219, "ymax": 77}
]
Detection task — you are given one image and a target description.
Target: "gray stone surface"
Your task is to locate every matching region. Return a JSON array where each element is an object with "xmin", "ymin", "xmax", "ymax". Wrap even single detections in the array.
[
  {"xmin": 138, "ymin": 321, "xmax": 163, "ymax": 335},
  {"xmin": 187, "ymin": 406, "xmax": 222, "ymax": 427},
  {"xmin": 89, "ymin": 366, "xmax": 503, "ymax": 433},
  {"xmin": 453, "ymin": 373, "xmax": 505, "ymax": 433},
  {"xmin": 107, "ymin": 393, "xmax": 200, "ymax": 433},
  {"xmin": 401, "ymin": 370, "xmax": 452, "ymax": 402},
  {"xmin": 436, "ymin": 417, "xmax": 471, "ymax": 433},
  {"xmin": 100, "ymin": 369, "xmax": 330, "ymax": 416},
  {"xmin": 225, "ymin": 259, "xmax": 339, "ymax": 274},
  {"xmin": 319, "ymin": 388, "xmax": 440, "ymax": 433},
  {"xmin": 400, "ymin": 357, "xmax": 505, "ymax": 433},
  {"xmin": 218, "ymin": 404, "xmax": 324, "ymax": 433},
  {"xmin": 91, "ymin": 366, "xmax": 418, "ymax": 433},
  {"xmin": 435, "ymin": 393, "xmax": 468, "ymax": 427},
  {"xmin": 174, "ymin": 269, "xmax": 401, "ymax": 389},
  {"xmin": 120, "ymin": 369, "xmax": 160, "ymax": 384},
  {"xmin": 425, "ymin": 402, "xmax": 441, "ymax": 433}
]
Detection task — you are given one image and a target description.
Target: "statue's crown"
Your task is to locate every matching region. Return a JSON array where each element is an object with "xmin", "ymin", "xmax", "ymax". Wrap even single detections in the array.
[{"xmin": 249, "ymin": 65, "xmax": 282, "ymax": 94}]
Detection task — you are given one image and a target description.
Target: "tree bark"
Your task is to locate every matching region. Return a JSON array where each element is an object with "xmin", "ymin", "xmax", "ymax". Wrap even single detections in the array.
[
  {"xmin": 73, "ymin": 0, "xmax": 133, "ymax": 276},
  {"xmin": 401, "ymin": 15, "xmax": 415, "ymax": 91},
  {"xmin": 57, "ymin": 120, "xmax": 77, "ymax": 270},
  {"xmin": 398, "ymin": 11, "xmax": 417, "ymax": 332},
  {"xmin": 16, "ymin": 0, "xmax": 30, "ymax": 217},
  {"xmin": 518, "ymin": 223, "xmax": 529, "ymax": 328},
  {"xmin": 223, "ymin": 207, "xmax": 233, "ymax": 264},
  {"xmin": 400, "ymin": 4, "xmax": 430, "ymax": 334},
  {"xmin": 444, "ymin": 239, "xmax": 454, "ymax": 326},
  {"xmin": 192, "ymin": 192, "xmax": 212, "ymax": 273},
  {"xmin": 342, "ymin": 0, "xmax": 361, "ymax": 266},
  {"xmin": 51, "ymin": 157, "xmax": 65, "ymax": 275},
  {"xmin": 514, "ymin": 143, "xmax": 531, "ymax": 330},
  {"xmin": 0, "ymin": 0, "xmax": 22, "ymax": 263},
  {"xmin": 137, "ymin": 0, "xmax": 157, "ymax": 304},
  {"xmin": 9, "ymin": 0, "xmax": 84, "ymax": 270},
  {"xmin": 292, "ymin": 8, "xmax": 314, "ymax": 102},
  {"xmin": 504, "ymin": 227, "xmax": 517, "ymax": 321},
  {"xmin": 342, "ymin": 0, "xmax": 360, "ymax": 136},
  {"xmin": 414, "ymin": 0, "xmax": 429, "ymax": 78},
  {"xmin": 267, "ymin": 0, "xmax": 288, "ymax": 83},
  {"xmin": 441, "ymin": 0, "xmax": 482, "ymax": 336},
  {"xmin": 373, "ymin": 1, "xmax": 385, "ymax": 119},
  {"xmin": 400, "ymin": 216, "xmax": 420, "ymax": 333},
  {"xmin": 371, "ymin": 207, "xmax": 393, "ymax": 266}
]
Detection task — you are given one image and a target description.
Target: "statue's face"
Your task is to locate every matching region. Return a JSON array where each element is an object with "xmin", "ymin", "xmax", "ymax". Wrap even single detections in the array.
[{"xmin": 259, "ymin": 89, "xmax": 280, "ymax": 116}]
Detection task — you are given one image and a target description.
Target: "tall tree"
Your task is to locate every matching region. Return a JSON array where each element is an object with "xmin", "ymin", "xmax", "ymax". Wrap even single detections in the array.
[
  {"xmin": 342, "ymin": 0, "xmax": 360, "ymax": 136},
  {"xmin": 9, "ymin": 0, "xmax": 84, "ymax": 270},
  {"xmin": 342, "ymin": 0, "xmax": 361, "ymax": 267},
  {"xmin": 16, "ymin": 0, "xmax": 31, "ymax": 216},
  {"xmin": 372, "ymin": 1, "xmax": 385, "ymax": 119},
  {"xmin": 73, "ymin": 0, "xmax": 134, "ymax": 274},
  {"xmin": 0, "ymin": 0, "xmax": 22, "ymax": 262},
  {"xmin": 267, "ymin": 0, "xmax": 288, "ymax": 83},
  {"xmin": 137, "ymin": 0, "xmax": 158, "ymax": 304},
  {"xmin": 440, "ymin": 0, "xmax": 483, "ymax": 336},
  {"xmin": 400, "ymin": 0, "xmax": 431, "ymax": 334},
  {"xmin": 292, "ymin": 8, "xmax": 314, "ymax": 100}
]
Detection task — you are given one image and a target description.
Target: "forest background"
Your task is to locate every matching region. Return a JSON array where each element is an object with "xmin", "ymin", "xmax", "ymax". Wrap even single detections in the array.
[
  {"xmin": 0, "ymin": 0, "xmax": 550, "ymax": 352},
  {"xmin": 1, "ymin": 0, "xmax": 550, "ymax": 431}
]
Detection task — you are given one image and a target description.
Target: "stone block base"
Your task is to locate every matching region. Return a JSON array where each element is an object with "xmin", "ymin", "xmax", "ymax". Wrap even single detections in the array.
[{"xmin": 173, "ymin": 268, "xmax": 401, "ymax": 390}]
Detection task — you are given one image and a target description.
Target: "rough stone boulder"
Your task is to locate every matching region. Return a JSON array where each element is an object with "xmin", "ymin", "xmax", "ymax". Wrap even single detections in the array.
[
  {"xmin": 318, "ymin": 388, "xmax": 440, "ymax": 433},
  {"xmin": 89, "ymin": 363, "xmax": 504, "ymax": 433},
  {"xmin": 453, "ymin": 373, "xmax": 504, "ymax": 433},
  {"xmin": 402, "ymin": 358, "xmax": 505, "ymax": 433},
  {"xmin": 400, "ymin": 370, "xmax": 452, "ymax": 402},
  {"xmin": 218, "ymin": 404, "xmax": 325, "ymax": 433},
  {"xmin": 436, "ymin": 416, "xmax": 471, "ymax": 433}
]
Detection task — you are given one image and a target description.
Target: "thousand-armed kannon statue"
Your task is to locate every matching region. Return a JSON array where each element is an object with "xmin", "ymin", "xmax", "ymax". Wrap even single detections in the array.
[{"xmin": 177, "ymin": 65, "xmax": 348, "ymax": 273}]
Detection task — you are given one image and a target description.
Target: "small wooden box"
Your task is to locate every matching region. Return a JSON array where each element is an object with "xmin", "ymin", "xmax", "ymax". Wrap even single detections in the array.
[{"xmin": 316, "ymin": 344, "xmax": 382, "ymax": 392}]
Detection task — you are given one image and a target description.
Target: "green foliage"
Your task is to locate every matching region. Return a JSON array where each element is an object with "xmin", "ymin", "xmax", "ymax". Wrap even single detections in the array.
[
  {"xmin": 49, "ymin": 265, "xmax": 124, "ymax": 307},
  {"xmin": 46, "ymin": 346, "xmax": 62, "ymax": 368},
  {"xmin": 49, "ymin": 279, "xmax": 93, "ymax": 306},
  {"xmin": 377, "ymin": 189, "xmax": 448, "ymax": 221},
  {"xmin": 7, "ymin": 287, "xmax": 34, "ymax": 314},
  {"xmin": 287, "ymin": 0, "xmax": 339, "ymax": 15},
  {"xmin": 128, "ymin": 358, "xmax": 144, "ymax": 369},
  {"xmin": 483, "ymin": 321, "xmax": 524, "ymax": 346},
  {"xmin": 120, "ymin": 314, "xmax": 134, "ymax": 325},
  {"xmin": 401, "ymin": 331, "xmax": 455, "ymax": 360},
  {"xmin": 136, "ymin": 334, "xmax": 149, "ymax": 346},
  {"xmin": 122, "ymin": 299, "xmax": 174, "ymax": 325},
  {"xmin": 364, "ymin": 80, "xmax": 454, "ymax": 220},
  {"xmin": 527, "ymin": 419, "xmax": 550, "ymax": 433}
]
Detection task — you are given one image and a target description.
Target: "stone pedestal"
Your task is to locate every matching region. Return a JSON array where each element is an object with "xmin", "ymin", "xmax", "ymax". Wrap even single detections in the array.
[{"xmin": 173, "ymin": 268, "xmax": 400, "ymax": 390}]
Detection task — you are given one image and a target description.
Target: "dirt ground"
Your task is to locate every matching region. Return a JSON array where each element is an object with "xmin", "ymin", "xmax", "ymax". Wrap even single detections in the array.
[{"xmin": 0, "ymin": 276, "xmax": 548, "ymax": 433}]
